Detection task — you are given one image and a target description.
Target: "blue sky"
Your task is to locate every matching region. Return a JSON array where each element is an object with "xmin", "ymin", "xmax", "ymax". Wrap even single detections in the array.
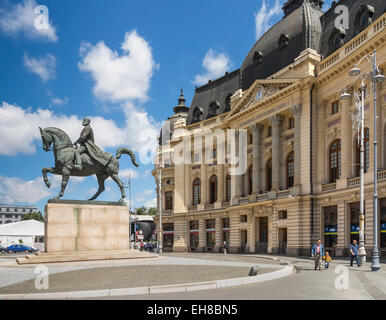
[{"xmin": 0, "ymin": 0, "xmax": 333, "ymax": 213}]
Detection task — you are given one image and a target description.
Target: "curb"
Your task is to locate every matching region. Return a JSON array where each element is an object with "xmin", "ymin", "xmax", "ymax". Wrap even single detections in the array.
[{"xmin": 0, "ymin": 265, "xmax": 294, "ymax": 300}]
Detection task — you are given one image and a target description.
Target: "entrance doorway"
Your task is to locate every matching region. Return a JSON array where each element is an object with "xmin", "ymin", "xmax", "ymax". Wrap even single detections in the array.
[
  {"xmin": 278, "ymin": 228, "xmax": 287, "ymax": 255},
  {"xmin": 240, "ymin": 230, "xmax": 247, "ymax": 253},
  {"xmin": 255, "ymin": 217, "xmax": 268, "ymax": 253}
]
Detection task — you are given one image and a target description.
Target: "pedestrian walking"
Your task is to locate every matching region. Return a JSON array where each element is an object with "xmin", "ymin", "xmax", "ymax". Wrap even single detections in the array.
[
  {"xmin": 311, "ymin": 239, "xmax": 325, "ymax": 271},
  {"xmin": 223, "ymin": 240, "xmax": 228, "ymax": 255},
  {"xmin": 349, "ymin": 240, "xmax": 361, "ymax": 267},
  {"xmin": 324, "ymin": 251, "xmax": 332, "ymax": 269}
]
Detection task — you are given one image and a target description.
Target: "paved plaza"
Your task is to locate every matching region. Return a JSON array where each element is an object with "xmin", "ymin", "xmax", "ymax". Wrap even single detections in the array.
[{"xmin": 0, "ymin": 252, "xmax": 385, "ymax": 300}]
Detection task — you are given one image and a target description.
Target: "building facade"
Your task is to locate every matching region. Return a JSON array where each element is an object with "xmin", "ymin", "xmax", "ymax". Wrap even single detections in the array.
[
  {"xmin": 152, "ymin": 0, "xmax": 386, "ymax": 257},
  {"xmin": 0, "ymin": 204, "xmax": 38, "ymax": 225}
]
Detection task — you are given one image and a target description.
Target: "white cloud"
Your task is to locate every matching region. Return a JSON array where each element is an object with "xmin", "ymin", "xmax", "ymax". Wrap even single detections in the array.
[
  {"xmin": 254, "ymin": 0, "xmax": 282, "ymax": 40},
  {"xmin": 23, "ymin": 53, "xmax": 56, "ymax": 82},
  {"xmin": 132, "ymin": 189, "xmax": 156, "ymax": 208},
  {"xmin": 0, "ymin": 175, "xmax": 54, "ymax": 204},
  {"xmin": 0, "ymin": 174, "xmax": 86, "ymax": 205},
  {"xmin": 0, "ymin": 0, "xmax": 57, "ymax": 42},
  {"xmin": 0, "ymin": 102, "xmax": 127, "ymax": 156},
  {"xmin": 78, "ymin": 30, "xmax": 155, "ymax": 103},
  {"xmin": 51, "ymin": 97, "xmax": 68, "ymax": 106},
  {"xmin": 193, "ymin": 49, "xmax": 231, "ymax": 86},
  {"xmin": 78, "ymin": 30, "xmax": 160, "ymax": 162},
  {"xmin": 144, "ymin": 197, "xmax": 157, "ymax": 208},
  {"xmin": 119, "ymin": 168, "xmax": 139, "ymax": 180}
]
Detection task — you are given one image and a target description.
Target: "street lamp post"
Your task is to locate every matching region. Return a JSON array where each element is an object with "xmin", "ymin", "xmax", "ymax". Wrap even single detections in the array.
[
  {"xmin": 347, "ymin": 50, "xmax": 384, "ymax": 271},
  {"xmin": 158, "ymin": 164, "xmax": 163, "ymax": 254},
  {"xmin": 340, "ymin": 81, "xmax": 366, "ymax": 264}
]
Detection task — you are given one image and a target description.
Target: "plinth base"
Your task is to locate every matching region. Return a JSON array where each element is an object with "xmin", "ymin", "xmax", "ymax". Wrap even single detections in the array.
[
  {"xmin": 16, "ymin": 250, "xmax": 158, "ymax": 265},
  {"xmin": 45, "ymin": 200, "xmax": 131, "ymax": 252}
]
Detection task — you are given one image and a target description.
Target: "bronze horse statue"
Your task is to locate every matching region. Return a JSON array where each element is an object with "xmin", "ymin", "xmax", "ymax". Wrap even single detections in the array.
[{"xmin": 39, "ymin": 127, "xmax": 139, "ymax": 201}]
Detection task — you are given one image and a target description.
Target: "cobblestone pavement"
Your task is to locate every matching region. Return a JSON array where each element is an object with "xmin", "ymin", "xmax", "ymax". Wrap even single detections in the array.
[{"xmin": 0, "ymin": 253, "xmax": 280, "ymax": 290}]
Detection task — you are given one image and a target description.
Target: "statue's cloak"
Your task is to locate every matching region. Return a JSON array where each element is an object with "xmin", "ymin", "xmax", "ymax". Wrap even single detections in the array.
[{"xmin": 79, "ymin": 125, "xmax": 113, "ymax": 167}]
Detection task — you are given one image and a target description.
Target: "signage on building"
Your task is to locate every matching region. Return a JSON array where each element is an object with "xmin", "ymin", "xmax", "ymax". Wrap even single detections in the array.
[
  {"xmin": 351, "ymin": 225, "xmax": 359, "ymax": 233},
  {"xmin": 381, "ymin": 223, "xmax": 386, "ymax": 233},
  {"xmin": 325, "ymin": 226, "xmax": 337, "ymax": 235}
]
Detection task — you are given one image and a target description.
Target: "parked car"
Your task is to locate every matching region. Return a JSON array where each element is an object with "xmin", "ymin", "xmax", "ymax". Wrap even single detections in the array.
[
  {"xmin": 6, "ymin": 244, "xmax": 37, "ymax": 253},
  {"xmin": 0, "ymin": 245, "xmax": 7, "ymax": 253}
]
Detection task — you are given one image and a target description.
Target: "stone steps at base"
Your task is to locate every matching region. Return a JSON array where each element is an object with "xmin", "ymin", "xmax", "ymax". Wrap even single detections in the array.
[{"xmin": 16, "ymin": 250, "xmax": 158, "ymax": 265}]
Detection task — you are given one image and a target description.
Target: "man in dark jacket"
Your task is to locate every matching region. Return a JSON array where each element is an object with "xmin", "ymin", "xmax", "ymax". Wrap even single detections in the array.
[{"xmin": 73, "ymin": 118, "xmax": 112, "ymax": 170}]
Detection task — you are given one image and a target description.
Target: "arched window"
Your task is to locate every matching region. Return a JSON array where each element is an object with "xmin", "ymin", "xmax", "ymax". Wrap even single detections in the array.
[
  {"xmin": 355, "ymin": 128, "xmax": 370, "ymax": 176},
  {"xmin": 192, "ymin": 178, "xmax": 201, "ymax": 206},
  {"xmin": 329, "ymin": 140, "xmax": 341, "ymax": 183},
  {"xmin": 266, "ymin": 158, "xmax": 272, "ymax": 191},
  {"xmin": 287, "ymin": 152, "xmax": 294, "ymax": 189},
  {"xmin": 209, "ymin": 175, "xmax": 218, "ymax": 204},
  {"xmin": 226, "ymin": 174, "xmax": 231, "ymax": 202}
]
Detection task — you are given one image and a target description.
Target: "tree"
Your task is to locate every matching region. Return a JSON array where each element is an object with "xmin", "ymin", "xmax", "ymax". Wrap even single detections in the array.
[
  {"xmin": 21, "ymin": 211, "xmax": 44, "ymax": 222},
  {"xmin": 135, "ymin": 206, "xmax": 147, "ymax": 215},
  {"xmin": 147, "ymin": 207, "xmax": 157, "ymax": 216},
  {"xmin": 134, "ymin": 206, "xmax": 157, "ymax": 216}
]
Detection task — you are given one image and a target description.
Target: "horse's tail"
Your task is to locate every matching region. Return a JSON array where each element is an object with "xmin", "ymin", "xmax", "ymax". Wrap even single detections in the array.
[{"xmin": 116, "ymin": 147, "xmax": 139, "ymax": 167}]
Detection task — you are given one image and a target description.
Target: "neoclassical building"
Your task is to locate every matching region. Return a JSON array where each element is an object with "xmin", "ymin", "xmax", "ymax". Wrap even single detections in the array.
[{"xmin": 152, "ymin": 0, "xmax": 386, "ymax": 257}]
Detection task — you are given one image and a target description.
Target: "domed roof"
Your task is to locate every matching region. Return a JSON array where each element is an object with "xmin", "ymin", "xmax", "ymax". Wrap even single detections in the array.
[{"xmin": 241, "ymin": 0, "xmax": 323, "ymax": 90}]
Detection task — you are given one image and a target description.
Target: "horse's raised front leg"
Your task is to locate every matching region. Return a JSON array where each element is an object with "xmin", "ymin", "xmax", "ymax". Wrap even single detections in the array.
[
  {"xmin": 54, "ymin": 167, "xmax": 70, "ymax": 199},
  {"xmin": 42, "ymin": 167, "xmax": 56, "ymax": 188},
  {"xmin": 110, "ymin": 174, "xmax": 125, "ymax": 202}
]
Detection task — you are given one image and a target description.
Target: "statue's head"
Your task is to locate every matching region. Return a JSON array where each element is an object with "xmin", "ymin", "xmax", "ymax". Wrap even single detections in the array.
[
  {"xmin": 39, "ymin": 127, "xmax": 53, "ymax": 152},
  {"xmin": 82, "ymin": 118, "xmax": 91, "ymax": 126}
]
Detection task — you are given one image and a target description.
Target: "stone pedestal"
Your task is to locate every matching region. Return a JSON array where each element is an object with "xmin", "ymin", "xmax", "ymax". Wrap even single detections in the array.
[{"xmin": 45, "ymin": 200, "xmax": 131, "ymax": 252}]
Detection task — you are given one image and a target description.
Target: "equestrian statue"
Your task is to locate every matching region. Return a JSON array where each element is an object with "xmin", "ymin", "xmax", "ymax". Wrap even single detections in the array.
[{"xmin": 39, "ymin": 118, "xmax": 139, "ymax": 201}]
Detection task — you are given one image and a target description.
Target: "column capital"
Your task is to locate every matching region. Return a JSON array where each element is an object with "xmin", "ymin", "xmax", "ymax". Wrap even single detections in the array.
[
  {"xmin": 291, "ymin": 104, "xmax": 302, "ymax": 117},
  {"xmin": 269, "ymin": 114, "xmax": 284, "ymax": 126},
  {"xmin": 250, "ymin": 123, "xmax": 264, "ymax": 131}
]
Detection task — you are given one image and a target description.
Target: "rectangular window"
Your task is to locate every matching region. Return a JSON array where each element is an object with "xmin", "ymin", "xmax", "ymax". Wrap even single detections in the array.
[
  {"xmin": 289, "ymin": 117, "xmax": 294, "ymax": 129},
  {"xmin": 189, "ymin": 220, "xmax": 199, "ymax": 248},
  {"xmin": 267, "ymin": 126, "xmax": 272, "ymax": 137},
  {"xmin": 165, "ymin": 191, "xmax": 173, "ymax": 210},
  {"xmin": 240, "ymin": 215, "xmax": 247, "ymax": 223},
  {"xmin": 324, "ymin": 205, "xmax": 338, "ymax": 248},
  {"xmin": 331, "ymin": 101, "xmax": 339, "ymax": 115},
  {"xmin": 163, "ymin": 223, "xmax": 174, "ymax": 248},
  {"xmin": 278, "ymin": 210, "xmax": 287, "ymax": 219}
]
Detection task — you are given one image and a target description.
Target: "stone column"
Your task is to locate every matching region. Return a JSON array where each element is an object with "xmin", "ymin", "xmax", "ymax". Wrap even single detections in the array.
[
  {"xmin": 249, "ymin": 211, "xmax": 256, "ymax": 252},
  {"xmin": 231, "ymin": 131, "xmax": 241, "ymax": 204},
  {"xmin": 198, "ymin": 219, "xmax": 205, "ymax": 252},
  {"xmin": 336, "ymin": 202, "xmax": 347, "ymax": 256},
  {"xmin": 243, "ymin": 172, "xmax": 249, "ymax": 196},
  {"xmin": 340, "ymin": 98, "xmax": 352, "ymax": 180},
  {"xmin": 269, "ymin": 114, "xmax": 284, "ymax": 190},
  {"xmin": 217, "ymin": 164, "xmax": 224, "ymax": 202},
  {"xmin": 291, "ymin": 104, "xmax": 302, "ymax": 186},
  {"xmin": 215, "ymin": 217, "xmax": 222, "ymax": 252},
  {"xmin": 251, "ymin": 124, "xmax": 263, "ymax": 193}
]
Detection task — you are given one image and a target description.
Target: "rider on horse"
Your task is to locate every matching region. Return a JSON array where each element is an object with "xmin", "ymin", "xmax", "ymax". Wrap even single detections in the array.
[{"xmin": 72, "ymin": 118, "xmax": 112, "ymax": 170}]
